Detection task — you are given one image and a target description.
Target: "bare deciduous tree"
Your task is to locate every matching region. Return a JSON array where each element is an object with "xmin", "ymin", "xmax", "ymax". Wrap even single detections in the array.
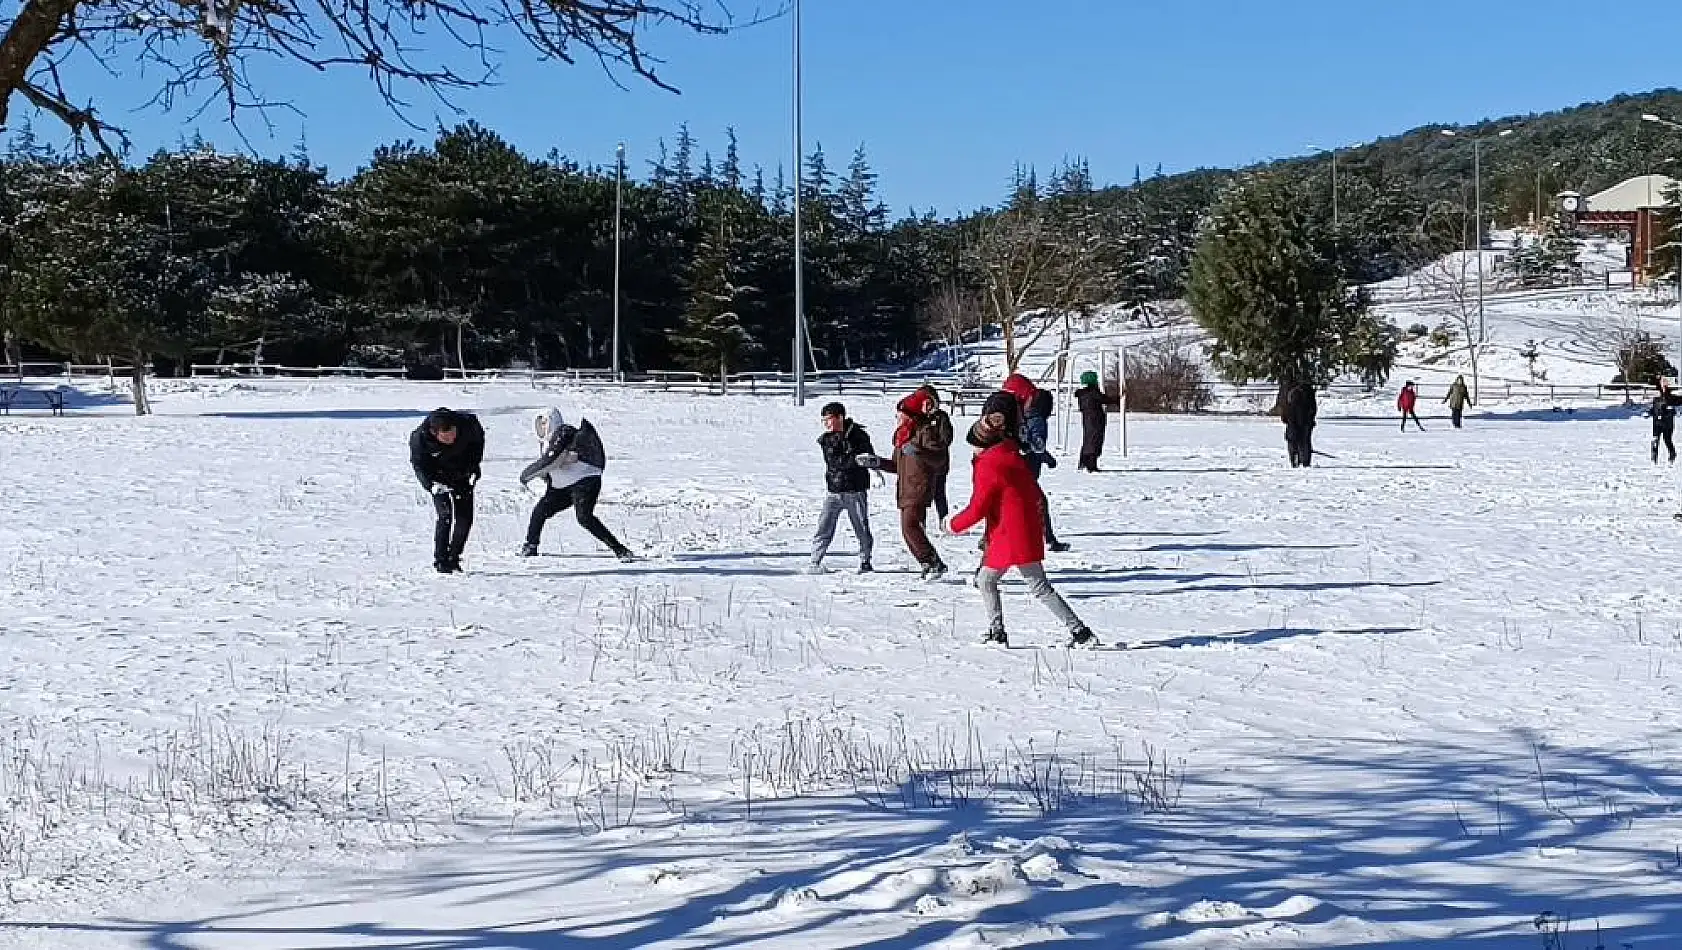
[
  {"xmin": 1415, "ymin": 251, "xmax": 1490, "ymax": 402},
  {"xmin": 1, "ymin": 0, "xmax": 754, "ymax": 152}
]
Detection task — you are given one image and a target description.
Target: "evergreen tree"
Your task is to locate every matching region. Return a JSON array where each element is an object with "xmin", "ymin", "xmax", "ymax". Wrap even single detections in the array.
[{"xmin": 1188, "ymin": 174, "xmax": 1395, "ymax": 403}]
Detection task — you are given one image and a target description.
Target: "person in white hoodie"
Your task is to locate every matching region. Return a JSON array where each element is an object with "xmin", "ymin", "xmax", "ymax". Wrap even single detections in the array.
[{"xmin": 518, "ymin": 407, "xmax": 634, "ymax": 561}]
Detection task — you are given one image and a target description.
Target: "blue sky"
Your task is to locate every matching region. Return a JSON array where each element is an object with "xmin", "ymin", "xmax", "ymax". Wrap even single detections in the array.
[{"xmin": 13, "ymin": 0, "xmax": 1682, "ymax": 216}]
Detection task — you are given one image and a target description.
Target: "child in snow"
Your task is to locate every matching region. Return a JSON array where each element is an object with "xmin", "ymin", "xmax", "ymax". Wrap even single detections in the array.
[
  {"xmin": 1074, "ymin": 371, "xmax": 1118, "ymax": 472},
  {"xmin": 1021, "ymin": 388, "xmax": 1069, "ymax": 552},
  {"xmin": 810, "ymin": 402, "xmax": 878, "ymax": 574},
  {"xmin": 409, "ymin": 407, "xmax": 485, "ymax": 573},
  {"xmin": 946, "ymin": 399, "xmax": 1096, "ymax": 648},
  {"xmin": 1651, "ymin": 379, "xmax": 1682, "ymax": 464},
  {"xmin": 914, "ymin": 385, "xmax": 954, "ymax": 520},
  {"xmin": 1443, "ymin": 375, "xmax": 1474, "ymax": 429},
  {"xmin": 518, "ymin": 407, "xmax": 634, "ymax": 561}
]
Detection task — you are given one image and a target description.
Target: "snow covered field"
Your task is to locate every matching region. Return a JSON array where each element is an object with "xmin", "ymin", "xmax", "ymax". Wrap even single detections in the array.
[{"xmin": 7, "ymin": 380, "xmax": 1682, "ymax": 947}]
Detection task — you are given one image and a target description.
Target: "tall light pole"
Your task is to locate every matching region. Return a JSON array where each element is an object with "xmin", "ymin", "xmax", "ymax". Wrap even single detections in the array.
[
  {"xmin": 1642, "ymin": 113, "xmax": 1682, "ymax": 376},
  {"xmin": 1307, "ymin": 144, "xmax": 1339, "ymax": 227},
  {"xmin": 612, "ymin": 142, "xmax": 624, "ymax": 379},
  {"xmin": 790, "ymin": 0, "xmax": 807, "ymax": 406},
  {"xmin": 1442, "ymin": 127, "xmax": 1515, "ymax": 400}
]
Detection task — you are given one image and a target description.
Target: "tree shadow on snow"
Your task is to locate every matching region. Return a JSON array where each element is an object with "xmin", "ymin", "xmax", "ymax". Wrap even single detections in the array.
[
  {"xmin": 26, "ymin": 731, "xmax": 1682, "ymax": 948},
  {"xmin": 1123, "ymin": 624, "xmax": 1416, "ymax": 650},
  {"xmin": 204, "ymin": 408, "xmax": 433, "ymax": 421}
]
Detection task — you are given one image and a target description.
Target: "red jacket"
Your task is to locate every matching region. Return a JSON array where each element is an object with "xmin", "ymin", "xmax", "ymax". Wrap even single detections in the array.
[
  {"xmin": 950, "ymin": 440, "xmax": 1046, "ymax": 570},
  {"xmin": 1397, "ymin": 387, "xmax": 1418, "ymax": 412}
]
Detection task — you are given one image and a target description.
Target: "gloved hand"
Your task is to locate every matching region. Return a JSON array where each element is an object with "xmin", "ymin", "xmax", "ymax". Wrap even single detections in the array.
[
  {"xmin": 430, "ymin": 483, "xmax": 454, "ymax": 496},
  {"xmin": 855, "ymin": 453, "xmax": 880, "ymax": 469}
]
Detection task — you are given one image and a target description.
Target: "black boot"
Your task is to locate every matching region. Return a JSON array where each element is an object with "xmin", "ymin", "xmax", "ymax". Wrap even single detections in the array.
[
  {"xmin": 1068, "ymin": 626, "xmax": 1098, "ymax": 648},
  {"xmin": 518, "ymin": 543, "xmax": 539, "ymax": 557},
  {"xmin": 982, "ymin": 624, "xmax": 1008, "ymax": 646}
]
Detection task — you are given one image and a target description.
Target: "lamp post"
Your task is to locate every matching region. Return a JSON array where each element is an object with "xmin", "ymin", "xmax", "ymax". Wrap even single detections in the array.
[
  {"xmin": 612, "ymin": 142, "xmax": 624, "ymax": 380},
  {"xmin": 1642, "ymin": 113, "xmax": 1682, "ymax": 376},
  {"xmin": 790, "ymin": 0, "xmax": 806, "ymax": 406},
  {"xmin": 1441, "ymin": 128, "xmax": 1515, "ymax": 400},
  {"xmin": 1307, "ymin": 144, "xmax": 1339, "ymax": 227}
]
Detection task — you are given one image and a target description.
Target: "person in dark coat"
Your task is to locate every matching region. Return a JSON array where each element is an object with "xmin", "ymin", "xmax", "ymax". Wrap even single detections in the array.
[
  {"xmin": 1074, "ymin": 371, "xmax": 1118, "ymax": 472},
  {"xmin": 1282, "ymin": 382, "xmax": 1318, "ymax": 468},
  {"xmin": 1443, "ymin": 375, "xmax": 1474, "ymax": 429},
  {"xmin": 518, "ymin": 407, "xmax": 633, "ymax": 561},
  {"xmin": 878, "ymin": 389, "xmax": 954, "ymax": 579},
  {"xmin": 810, "ymin": 402, "xmax": 877, "ymax": 574},
  {"xmin": 1021, "ymin": 388, "xmax": 1069, "ymax": 552},
  {"xmin": 1651, "ymin": 379, "xmax": 1682, "ymax": 464},
  {"xmin": 915, "ymin": 385, "xmax": 955, "ymax": 520},
  {"xmin": 409, "ymin": 407, "xmax": 485, "ymax": 573},
  {"xmin": 946, "ymin": 412, "xmax": 1095, "ymax": 648}
]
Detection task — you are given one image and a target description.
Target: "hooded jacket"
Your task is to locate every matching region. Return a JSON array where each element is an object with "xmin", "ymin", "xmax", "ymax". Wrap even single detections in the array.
[
  {"xmin": 519, "ymin": 408, "xmax": 607, "ymax": 489},
  {"xmin": 1002, "ymin": 373, "xmax": 1038, "ymax": 417},
  {"xmin": 1282, "ymin": 384, "xmax": 1318, "ymax": 430},
  {"xmin": 882, "ymin": 390, "xmax": 954, "ymax": 509},
  {"xmin": 819, "ymin": 420, "xmax": 876, "ymax": 494},
  {"xmin": 410, "ymin": 408, "xmax": 485, "ymax": 490},
  {"xmin": 949, "ymin": 439, "xmax": 1046, "ymax": 570}
]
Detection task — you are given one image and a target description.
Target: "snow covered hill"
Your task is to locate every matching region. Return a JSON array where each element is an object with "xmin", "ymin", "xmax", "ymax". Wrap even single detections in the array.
[{"xmin": 5, "ymin": 380, "xmax": 1682, "ymax": 947}]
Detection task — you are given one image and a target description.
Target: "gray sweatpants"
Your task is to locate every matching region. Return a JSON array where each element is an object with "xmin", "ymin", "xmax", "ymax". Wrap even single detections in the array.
[
  {"xmin": 976, "ymin": 562, "xmax": 1084, "ymax": 635},
  {"xmin": 811, "ymin": 491, "xmax": 873, "ymax": 567}
]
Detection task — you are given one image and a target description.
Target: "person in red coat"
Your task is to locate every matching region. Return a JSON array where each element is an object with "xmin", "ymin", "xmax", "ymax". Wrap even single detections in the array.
[
  {"xmin": 946, "ymin": 403, "xmax": 1096, "ymax": 648},
  {"xmin": 1397, "ymin": 380, "xmax": 1424, "ymax": 432}
]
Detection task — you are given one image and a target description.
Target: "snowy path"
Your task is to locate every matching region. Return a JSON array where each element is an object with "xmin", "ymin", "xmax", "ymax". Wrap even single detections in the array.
[{"xmin": 5, "ymin": 383, "xmax": 1682, "ymax": 946}]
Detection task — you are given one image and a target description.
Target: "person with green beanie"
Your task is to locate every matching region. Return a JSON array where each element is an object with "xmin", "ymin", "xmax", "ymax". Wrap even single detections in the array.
[{"xmin": 1073, "ymin": 370, "xmax": 1118, "ymax": 472}]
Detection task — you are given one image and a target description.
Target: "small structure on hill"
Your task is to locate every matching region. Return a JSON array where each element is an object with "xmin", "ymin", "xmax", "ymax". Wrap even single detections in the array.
[{"xmin": 1560, "ymin": 175, "xmax": 1678, "ymax": 284}]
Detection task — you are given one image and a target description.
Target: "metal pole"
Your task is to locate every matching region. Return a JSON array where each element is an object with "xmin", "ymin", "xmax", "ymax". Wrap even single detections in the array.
[
  {"xmin": 1118, "ymin": 344, "xmax": 1129, "ymax": 458},
  {"xmin": 791, "ymin": 0, "xmax": 806, "ymax": 407},
  {"xmin": 612, "ymin": 143, "xmax": 624, "ymax": 380},
  {"xmin": 1331, "ymin": 148, "xmax": 1339, "ymax": 228},
  {"xmin": 1474, "ymin": 138, "xmax": 1485, "ymax": 401}
]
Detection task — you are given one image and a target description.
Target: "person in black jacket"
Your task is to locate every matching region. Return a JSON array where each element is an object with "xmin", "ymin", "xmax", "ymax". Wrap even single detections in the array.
[
  {"xmin": 1651, "ymin": 379, "xmax": 1682, "ymax": 463},
  {"xmin": 1074, "ymin": 371, "xmax": 1118, "ymax": 472},
  {"xmin": 518, "ymin": 407, "xmax": 633, "ymax": 560},
  {"xmin": 410, "ymin": 407, "xmax": 485, "ymax": 572},
  {"xmin": 810, "ymin": 401, "xmax": 877, "ymax": 574},
  {"xmin": 1282, "ymin": 382, "xmax": 1318, "ymax": 468}
]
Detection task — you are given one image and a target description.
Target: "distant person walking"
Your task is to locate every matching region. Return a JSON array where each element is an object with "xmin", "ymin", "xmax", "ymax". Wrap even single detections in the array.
[
  {"xmin": 409, "ymin": 407, "xmax": 484, "ymax": 573},
  {"xmin": 1282, "ymin": 381, "xmax": 1318, "ymax": 468},
  {"xmin": 1652, "ymin": 379, "xmax": 1682, "ymax": 464},
  {"xmin": 1444, "ymin": 375, "xmax": 1474, "ymax": 429},
  {"xmin": 1398, "ymin": 381, "xmax": 1425, "ymax": 432},
  {"xmin": 1074, "ymin": 371, "xmax": 1119, "ymax": 472}
]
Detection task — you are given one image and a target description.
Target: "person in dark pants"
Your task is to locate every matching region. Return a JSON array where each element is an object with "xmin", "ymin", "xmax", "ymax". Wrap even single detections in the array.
[
  {"xmin": 410, "ymin": 407, "xmax": 485, "ymax": 573},
  {"xmin": 1650, "ymin": 380, "xmax": 1682, "ymax": 464},
  {"xmin": 878, "ymin": 388, "xmax": 954, "ymax": 579},
  {"xmin": 1282, "ymin": 381, "xmax": 1318, "ymax": 468},
  {"xmin": 810, "ymin": 402, "xmax": 877, "ymax": 574},
  {"xmin": 1021, "ymin": 388, "xmax": 1070, "ymax": 553},
  {"xmin": 914, "ymin": 385, "xmax": 954, "ymax": 520},
  {"xmin": 1397, "ymin": 380, "xmax": 1425, "ymax": 431},
  {"xmin": 1444, "ymin": 375, "xmax": 1474, "ymax": 429},
  {"xmin": 1074, "ymin": 371, "xmax": 1118, "ymax": 472},
  {"xmin": 518, "ymin": 407, "xmax": 633, "ymax": 560}
]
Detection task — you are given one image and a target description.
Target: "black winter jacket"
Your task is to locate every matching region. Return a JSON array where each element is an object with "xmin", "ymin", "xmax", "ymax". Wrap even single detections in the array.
[
  {"xmin": 1282, "ymin": 385, "xmax": 1318, "ymax": 430},
  {"xmin": 520, "ymin": 418, "xmax": 607, "ymax": 484},
  {"xmin": 819, "ymin": 421, "xmax": 876, "ymax": 494},
  {"xmin": 1651, "ymin": 392, "xmax": 1682, "ymax": 432},
  {"xmin": 410, "ymin": 409, "xmax": 485, "ymax": 490}
]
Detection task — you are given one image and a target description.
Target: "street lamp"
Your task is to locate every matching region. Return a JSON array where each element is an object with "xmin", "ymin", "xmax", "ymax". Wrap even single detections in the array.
[
  {"xmin": 1307, "ymin": 144, "xmax": 1339, "ymax": 227},
  {"xmin": 1640, "ymin": 113, "xmax": 1682, "ymax": 374},
  {"xmin": 790, "ymin": 0, "xmax": 807, "ymax": 406},
  {"xmin": 612, "ymin": 142, "xmax": 624, "ymax": 380},
  {"xmin": 1441, "ymin": 127, "xmax": 1515, "ymax": 399}
]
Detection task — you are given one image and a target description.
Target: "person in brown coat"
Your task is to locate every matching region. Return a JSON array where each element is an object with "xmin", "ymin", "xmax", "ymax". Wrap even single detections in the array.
[
  {"xmin": 877, "ymin": 388, "xmax": 955, "ymax": 579},
  {"xmin": 915, "ymin": 384, "xmax": 955, "ymax": 519}
]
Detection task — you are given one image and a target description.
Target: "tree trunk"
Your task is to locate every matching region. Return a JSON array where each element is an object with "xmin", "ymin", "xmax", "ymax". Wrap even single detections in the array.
[
  {"xmin": 455, "ymin": 321, "xmax": 467, "ymax": 375},
  {"xmin": 130, "ymin": 348, "xmax": 151, "ymax": 416}
]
